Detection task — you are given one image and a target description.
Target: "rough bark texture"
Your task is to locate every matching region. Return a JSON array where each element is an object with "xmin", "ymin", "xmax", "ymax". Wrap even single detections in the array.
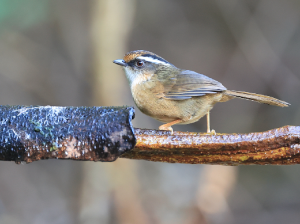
[
  {"xmin": 0, "ymin": 105, "xmax": 298, "ymax": 165},
  {"xmin": 0, "ymin": 105, "xmax": 135, "ymax": 163},
  {"xmin": 121, "ymin": 126, "xmax": 300, "ymax": 165}
]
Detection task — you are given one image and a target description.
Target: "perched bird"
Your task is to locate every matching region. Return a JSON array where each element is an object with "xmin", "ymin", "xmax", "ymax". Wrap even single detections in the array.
[{"xmin": 113, "ymin": 50, "xmax": 289, "ymax": 134}]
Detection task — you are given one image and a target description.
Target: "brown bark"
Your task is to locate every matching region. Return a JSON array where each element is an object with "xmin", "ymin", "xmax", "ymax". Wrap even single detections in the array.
[{"xmin": 121, "ymin": 126, "xmax": 300, "ymax": 165}]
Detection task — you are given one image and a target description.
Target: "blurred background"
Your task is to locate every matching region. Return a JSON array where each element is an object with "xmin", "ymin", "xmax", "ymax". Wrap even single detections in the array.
[{"xmin": 0, "ymin": 0, "xmax": 299, "ymax": 223}]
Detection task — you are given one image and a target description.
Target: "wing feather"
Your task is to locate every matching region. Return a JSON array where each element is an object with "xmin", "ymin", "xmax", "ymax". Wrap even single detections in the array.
[{"xmin": 160, "ymin": 70, "xmax": 226, "ymax": 100}]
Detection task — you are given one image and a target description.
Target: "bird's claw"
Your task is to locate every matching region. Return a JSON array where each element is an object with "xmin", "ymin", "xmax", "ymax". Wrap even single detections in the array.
[
  {"xmin": 207, "ymin": 129, "xmax": 216, "ymax": 135},
  {"xmin": 159, "ymin": 125, "xmax": 174, "ymax": 135}
]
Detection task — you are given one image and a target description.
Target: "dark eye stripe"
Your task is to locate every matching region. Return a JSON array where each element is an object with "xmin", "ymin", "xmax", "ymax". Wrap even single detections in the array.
[{"xmin": 127, "ymin": 59, "xmax": 144, "ymax": 67}]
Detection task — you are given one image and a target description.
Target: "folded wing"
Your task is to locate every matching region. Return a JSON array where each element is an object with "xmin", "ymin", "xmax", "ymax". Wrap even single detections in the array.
[{"xmin": 160, "ymin": 70, "xmax": 226, "ymax": 100}]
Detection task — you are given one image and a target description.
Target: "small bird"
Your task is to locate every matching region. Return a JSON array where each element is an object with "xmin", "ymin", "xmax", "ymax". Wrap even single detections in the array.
[{"xmin": 113, "ymin": 50, "xmax": 289, "ymax": 134}]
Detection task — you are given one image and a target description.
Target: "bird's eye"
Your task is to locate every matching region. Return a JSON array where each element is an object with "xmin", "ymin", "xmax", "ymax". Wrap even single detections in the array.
[{"xmin": 135, "ymin": 60, "xmax": 144, "ymax": 67}]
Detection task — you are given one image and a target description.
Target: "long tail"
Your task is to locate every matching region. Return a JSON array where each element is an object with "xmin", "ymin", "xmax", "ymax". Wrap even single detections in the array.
[{"xmin": 223, "ymin": 90, "xmax": 290, "ymax": 107}]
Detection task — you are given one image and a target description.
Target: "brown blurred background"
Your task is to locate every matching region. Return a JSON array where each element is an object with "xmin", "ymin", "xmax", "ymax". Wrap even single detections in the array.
[{"xmin": 0, "ymin": 0, "xmax": 299, "ymax": 223}]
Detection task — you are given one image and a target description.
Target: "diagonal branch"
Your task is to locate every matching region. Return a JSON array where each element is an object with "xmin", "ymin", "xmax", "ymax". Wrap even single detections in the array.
[{"xmin": 121, "ymin": 126, "xmax": 300, "ymax": 165}]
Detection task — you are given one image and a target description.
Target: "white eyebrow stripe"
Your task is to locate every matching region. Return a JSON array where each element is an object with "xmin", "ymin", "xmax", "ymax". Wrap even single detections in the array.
[{"xmin": 136, "ymin": 56, "xmax": 169, "ymax": 65}]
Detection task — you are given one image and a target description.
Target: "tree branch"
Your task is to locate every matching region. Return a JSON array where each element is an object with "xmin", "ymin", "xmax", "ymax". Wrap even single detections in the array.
[
  {"xmin": 121, "ymin": 126, "xmax": 300, "ymax": 165},
  {"xmin": 0, "ymin": 105, "xmax": 135, "ymax": 163},
  {"xmin": 0, "ymin": 105, "xmax": 298, "ymax": 165}
]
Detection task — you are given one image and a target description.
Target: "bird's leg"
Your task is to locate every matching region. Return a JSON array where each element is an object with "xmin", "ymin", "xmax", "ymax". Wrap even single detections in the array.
[
  {"xmin": 159, "ymin": 119, "xmax": 182, "ymax": 135},
  {"xmin": 206, "ymin": 111, "xmax": 216, "ymax": 135}
]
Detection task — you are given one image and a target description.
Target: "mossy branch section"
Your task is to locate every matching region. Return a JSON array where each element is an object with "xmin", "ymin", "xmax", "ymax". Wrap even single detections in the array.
[
  {"xmin": 0, "ymin": 105, "xmax": 135, "ymax": 163},
  {"xmin": 121, "ymin": 126, "xmax": 300, "ymax": 165}
]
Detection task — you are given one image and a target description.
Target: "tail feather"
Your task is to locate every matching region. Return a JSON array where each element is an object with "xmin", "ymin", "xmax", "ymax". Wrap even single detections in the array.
[{"xmin": 223, "ymin": 90, "xmax": 290, "ymax": 107}]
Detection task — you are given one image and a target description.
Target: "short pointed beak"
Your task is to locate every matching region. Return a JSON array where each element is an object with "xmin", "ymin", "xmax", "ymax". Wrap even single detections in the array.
[{"xmin": 113, "ymin": 59, "xmax": 127, "ymax": 66}]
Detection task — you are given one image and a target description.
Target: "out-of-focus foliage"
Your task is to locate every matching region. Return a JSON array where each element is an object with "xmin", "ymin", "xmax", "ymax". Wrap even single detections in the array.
[{"xmin": 0, "ymin": 0, "xmax": 49, "ymax": 31}]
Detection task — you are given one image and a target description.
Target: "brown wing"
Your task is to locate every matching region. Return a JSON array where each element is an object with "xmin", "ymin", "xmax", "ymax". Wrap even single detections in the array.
[{"xmin": 158, "ymin": 70, "xmax": 226, "ymax": 100}]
